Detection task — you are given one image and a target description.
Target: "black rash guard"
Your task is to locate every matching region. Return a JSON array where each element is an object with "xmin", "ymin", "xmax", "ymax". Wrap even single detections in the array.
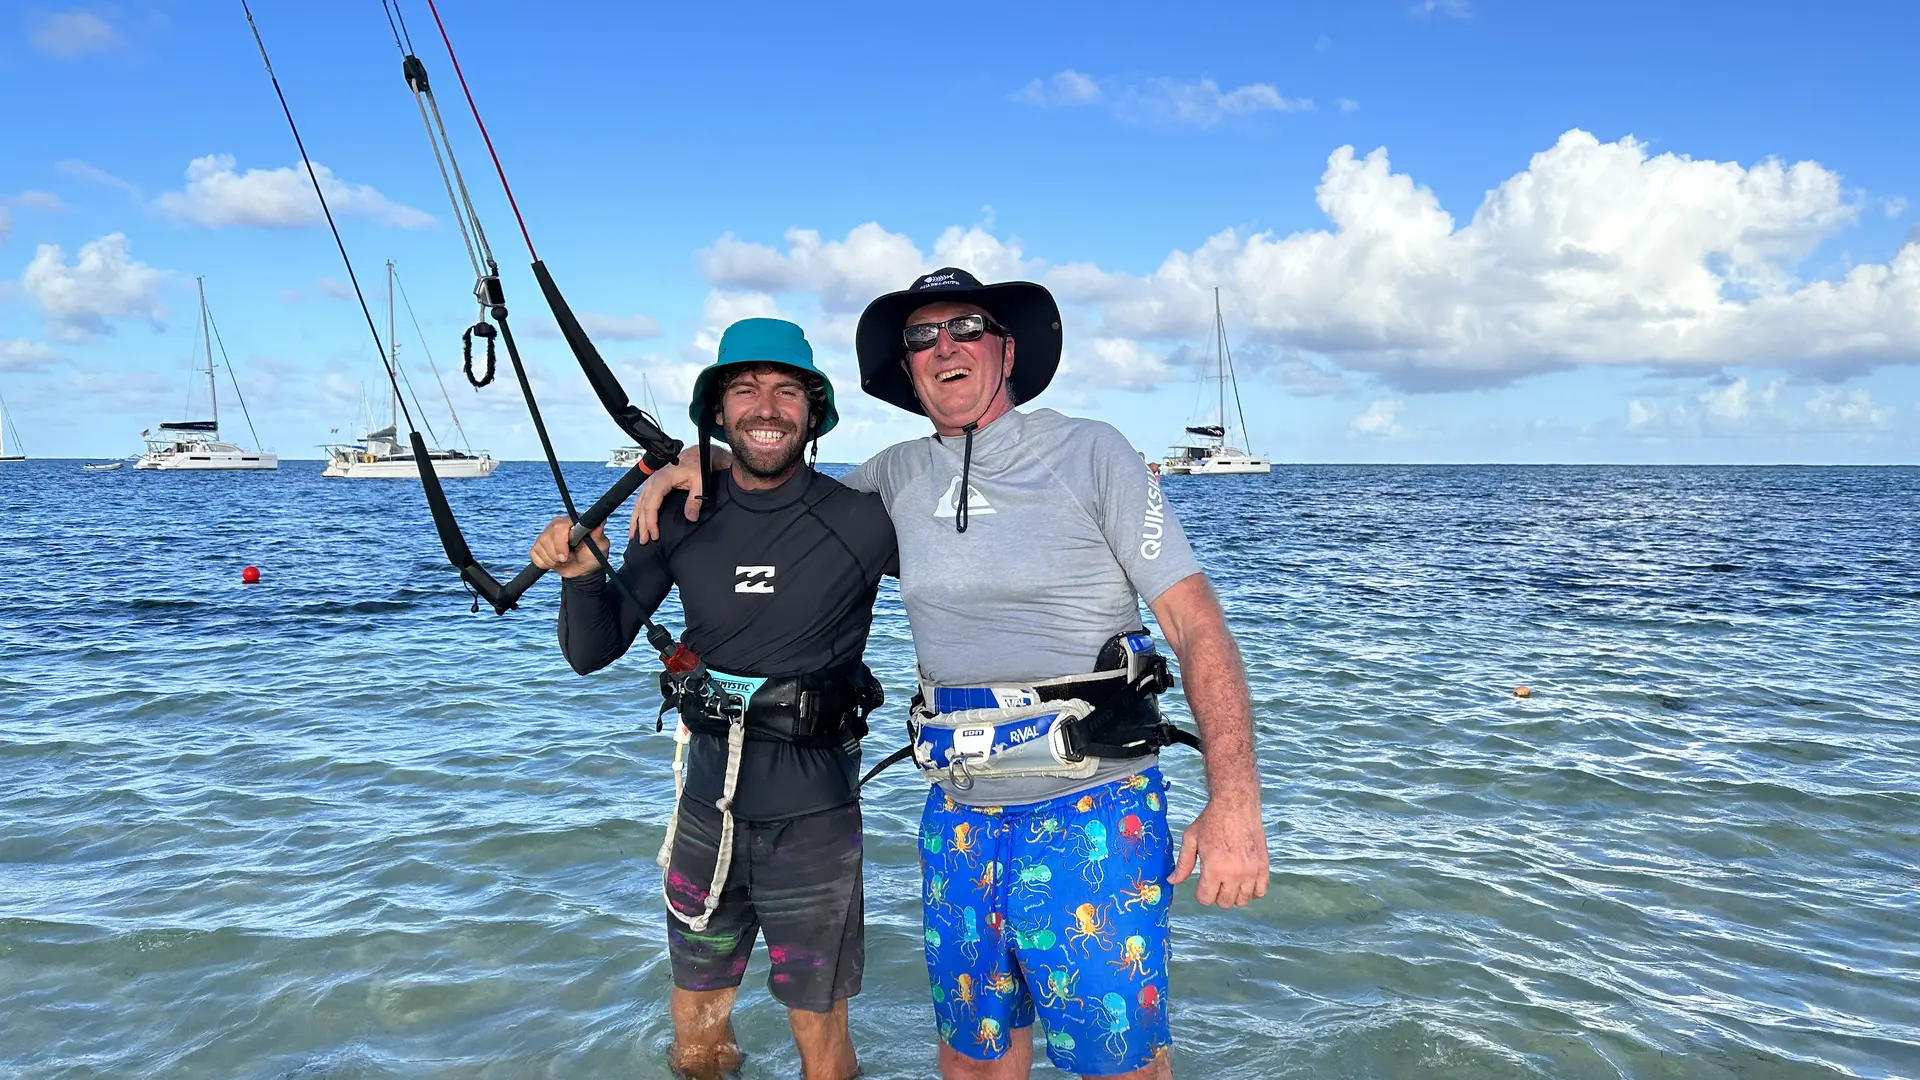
[{"xmin": 558, "ymin": 465, "xmax": 898, "ymax": 821}]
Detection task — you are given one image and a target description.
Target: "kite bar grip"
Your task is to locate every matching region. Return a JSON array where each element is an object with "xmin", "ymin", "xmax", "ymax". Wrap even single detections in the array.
[{"xmin": 494, "ymin": 456, "xmax": 654, "ymax": 606}]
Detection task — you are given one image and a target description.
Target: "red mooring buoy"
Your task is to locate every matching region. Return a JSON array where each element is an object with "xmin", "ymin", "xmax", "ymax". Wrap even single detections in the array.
[{"xmin": 242, "ymin": 565, "xmax": 261, "ymax": 585}]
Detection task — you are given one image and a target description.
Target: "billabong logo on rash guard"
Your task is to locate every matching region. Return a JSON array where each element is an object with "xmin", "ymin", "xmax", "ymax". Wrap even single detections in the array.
[{"xmin": 735, "ymin": 566, "xmax": 775, "ymax": 593}]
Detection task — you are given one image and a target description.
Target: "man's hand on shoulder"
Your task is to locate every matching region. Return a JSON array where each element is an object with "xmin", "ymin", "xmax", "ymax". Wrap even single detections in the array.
[{"xmin": 629, "ymin": 446, "xmax": 731, "ymax": 544}]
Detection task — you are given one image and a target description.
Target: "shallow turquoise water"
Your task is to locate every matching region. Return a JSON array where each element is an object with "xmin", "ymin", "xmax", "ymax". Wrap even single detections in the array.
[{"xmin": 1, "ymin": 460, "xmax": 1915, "ymax": 1078}]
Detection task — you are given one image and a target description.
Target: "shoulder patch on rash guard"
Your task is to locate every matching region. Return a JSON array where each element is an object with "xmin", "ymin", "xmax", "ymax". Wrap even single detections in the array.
[{"xmin": 1140, "ymin": 466, "xmax": 1166, "ymax": 560}]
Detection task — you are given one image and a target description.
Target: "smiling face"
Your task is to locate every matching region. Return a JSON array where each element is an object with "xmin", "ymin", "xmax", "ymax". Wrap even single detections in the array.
[
  {"xmin": 715, "ymin": 363, "xmax": 815, "ymax": 487},
  {"xmin": 903, "ymin": 301, "xmax": 1016, "ymax": 436}
]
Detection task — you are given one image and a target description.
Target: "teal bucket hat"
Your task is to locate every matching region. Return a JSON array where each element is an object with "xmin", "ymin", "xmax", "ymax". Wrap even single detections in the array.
[{"xmin": 688, "ymin": 318, "xmax": 839, "ymax": 438}]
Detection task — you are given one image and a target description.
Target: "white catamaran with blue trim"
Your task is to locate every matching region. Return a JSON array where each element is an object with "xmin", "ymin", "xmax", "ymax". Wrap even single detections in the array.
[
  {"xmin": 135, "ymin": 277, "xmax": 278, "ymax": 471},
  {"xmin": 1161, "ymin": 288, "xmax": 1269, "ymax": 476}
]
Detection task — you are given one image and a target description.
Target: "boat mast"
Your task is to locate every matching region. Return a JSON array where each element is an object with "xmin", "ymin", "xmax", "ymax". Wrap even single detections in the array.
[
  {"xmin": 386, "ymin": 260, "xmax": 398, "ymax": 435},
  {"xmin": 1215, "ymin": 287, "xmax": 1226, "ymax": 448},
  {"xmin": 199, "ymin": 277, "xmax": 217, "ymax": 435}
]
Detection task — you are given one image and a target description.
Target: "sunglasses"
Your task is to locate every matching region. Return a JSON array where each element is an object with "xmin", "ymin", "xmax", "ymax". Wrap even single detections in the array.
[{"xmin": 902, "ymin": 314, "xmax": 1009, "ymax": 351}]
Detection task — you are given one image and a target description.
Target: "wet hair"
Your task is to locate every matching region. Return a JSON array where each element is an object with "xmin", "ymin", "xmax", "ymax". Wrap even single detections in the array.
[{"xmin": 712, "ymin": 361, "xmax": 830, "ymax": 433}]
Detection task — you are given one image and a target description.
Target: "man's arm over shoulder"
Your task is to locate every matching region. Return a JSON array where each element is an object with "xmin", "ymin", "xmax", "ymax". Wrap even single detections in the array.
[
  {"xmin": 818, "ymin": 475, "xmax": 901, "ymax": 580},
  {"xmin": 557, "ymin": 517, "xmax": 677, "ymax": 675}
]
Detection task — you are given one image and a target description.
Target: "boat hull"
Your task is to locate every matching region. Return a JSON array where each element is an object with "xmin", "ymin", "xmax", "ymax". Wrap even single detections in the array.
[
  {"xmin": 322, "ymin": 455, "xmax": 499, "ymax": 479},
  {"xmin": 1170, "ymin": 458, "xmax": 1271, "ymax": 475},
  {"xmin": 135, "ymin": 451, "xmax": 279, "ymax": 471}
]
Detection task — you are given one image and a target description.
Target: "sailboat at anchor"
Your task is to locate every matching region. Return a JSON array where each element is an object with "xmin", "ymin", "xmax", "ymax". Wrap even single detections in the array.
[
  {"xmin": 323, "ymin": 261, "xmax": 497, "ymax": 479},
  {"xmin": 134, "ymin": 277, "xmax": 278, "ymax": 471},
  {"xmin": 1160, "ymin": 288, "xmax": 1269, "ymax": 476}
]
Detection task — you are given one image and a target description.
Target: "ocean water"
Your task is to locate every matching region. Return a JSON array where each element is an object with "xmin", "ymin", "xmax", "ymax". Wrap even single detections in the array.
[{"xmin": 1, "ymin": 459, "xmax": 1915, "ymax": 1080}]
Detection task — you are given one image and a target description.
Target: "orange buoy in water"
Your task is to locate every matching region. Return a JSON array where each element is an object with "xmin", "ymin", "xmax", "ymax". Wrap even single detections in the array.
[
  {"xmin": 242, "ymin": 565, "xmax": 261, "ymax": 585},
  {"xmin": 1514, "ymin": 686, "xmax": 1531, "ymax": 698}
]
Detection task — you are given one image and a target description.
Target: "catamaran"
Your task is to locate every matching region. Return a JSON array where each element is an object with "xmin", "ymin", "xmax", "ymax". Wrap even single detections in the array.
[
  {"xmin": 323, "ymin": 261, "xmax": 497, "ymax": 479},
  {"xmin": 135, "ymin": 278, "xmax": 278, "ymax": 471},
  {"xmin": 1161, "ymin": 288, "xmax": 1269, "ymax": 476},
  {"xmin": 0, "ymin": 391, "xmax": 24, "ymax": 462},
  {"xmin": 606, "ymin": 374, "xmax": 663, "ymax": 468}
]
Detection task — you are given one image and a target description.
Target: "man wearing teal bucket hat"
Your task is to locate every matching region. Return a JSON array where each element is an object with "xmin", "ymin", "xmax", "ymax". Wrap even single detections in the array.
[
  {"xmin": 631, "ymin": 275, "xmax": 1269, "ymax": 1080},
  {"xmin": 532, "ymin": 317, "xmax": 897, "ymax": 1080}
]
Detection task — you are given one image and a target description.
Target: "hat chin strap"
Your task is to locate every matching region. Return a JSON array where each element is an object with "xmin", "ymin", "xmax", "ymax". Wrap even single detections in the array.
[{"xmin": 953, "ymin": 337, "xmax": 1009, "ymax": 535}]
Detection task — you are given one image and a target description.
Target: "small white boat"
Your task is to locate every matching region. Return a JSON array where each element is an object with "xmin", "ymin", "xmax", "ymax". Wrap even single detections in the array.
[
  {"xmin": 135, "ymin": 278, "xmax": 279, "ymax": 471},
  {"xmin": 1161, "ymin": 288, "xmax": 1269, "ymax": 476},
  {"xmin": 84, "ymin": 462, "xmax": 124, "ymax": 472},
  {"xmin": 607, "ymin": 380, "xmax": 662, "ymax": 468}
]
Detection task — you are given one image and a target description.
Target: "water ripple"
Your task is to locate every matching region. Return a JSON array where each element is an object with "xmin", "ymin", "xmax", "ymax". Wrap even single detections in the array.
[{"xmin": 2, "ymin": 462, "xmax": 1917, "ymax": 1077}]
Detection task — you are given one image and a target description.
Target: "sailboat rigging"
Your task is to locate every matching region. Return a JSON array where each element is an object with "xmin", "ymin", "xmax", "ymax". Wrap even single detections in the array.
[
  {"xmin": 324, "ymin": 260, "xmax": 498, "ymax": 478},
  {"xmin": 134, "ymin": 277, "xmax": 278, "ymax": 471},
  {"xmin": 1161, "ymin": 287, "xmax": 1269, "ymax": 476},
  {"xmin": 0, "ymin": 391, "xmax": 25, "ymax": 462}
]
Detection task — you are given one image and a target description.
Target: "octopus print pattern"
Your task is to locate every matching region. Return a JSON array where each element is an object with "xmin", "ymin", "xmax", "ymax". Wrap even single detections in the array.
[{"xmin": 920, "ymin": 769, "xmax": 1176, "ymax": 1074}]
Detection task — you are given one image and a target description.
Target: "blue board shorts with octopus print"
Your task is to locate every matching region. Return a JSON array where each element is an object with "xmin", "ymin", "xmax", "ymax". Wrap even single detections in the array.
[{"xmin": 921, "ymin": 767, "xmax": 1175, "ymax": 1075}]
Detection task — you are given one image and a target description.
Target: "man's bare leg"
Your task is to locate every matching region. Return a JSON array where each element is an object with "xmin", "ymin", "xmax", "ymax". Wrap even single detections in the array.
[
  {"xmin": 669, "ymin": 986, "xmax": 744, "ymax": 1079},
  {"xmin": 788, "ymin": 999, "xmax": 859, "ymax": 1080},
  {"xmin": 937, "ymin": 1028, "xmax": 1034, "ymax": 1079},
  {"xmin": 1095, "ymin": 1046, "xmax": 1172, "ymax": 1079},
  {"xmin": 938, "ymin": 1035, "xmax": 1171, "ymax": 1080}
]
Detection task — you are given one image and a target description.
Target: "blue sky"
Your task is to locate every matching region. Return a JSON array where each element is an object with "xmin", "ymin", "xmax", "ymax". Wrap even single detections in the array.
[{"xmin": 3, "ymin": 0, "xmax": 1918, "ymax": 463}]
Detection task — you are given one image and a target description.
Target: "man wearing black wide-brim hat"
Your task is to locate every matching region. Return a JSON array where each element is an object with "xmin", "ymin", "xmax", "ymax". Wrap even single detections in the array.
[{"xmin": 634, "ymin": 268, "xmax": 1268, "ymax": 1079}]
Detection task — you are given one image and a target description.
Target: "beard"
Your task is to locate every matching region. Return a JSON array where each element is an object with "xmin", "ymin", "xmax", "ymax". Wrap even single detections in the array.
[{"xmin": 725, "ymin": 420, "xmax": 806, "ymax": 479}]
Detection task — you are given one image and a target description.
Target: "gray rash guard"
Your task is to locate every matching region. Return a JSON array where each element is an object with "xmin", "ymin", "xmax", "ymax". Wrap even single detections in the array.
[{"xmin": 843, "ymin": 408, "xmax": 1203, "ymax": 806}]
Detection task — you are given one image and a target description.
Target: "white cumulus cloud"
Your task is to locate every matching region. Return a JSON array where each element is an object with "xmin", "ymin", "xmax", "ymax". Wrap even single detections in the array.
[
  {"xmin": 29, "ymin": 11, "xmax": 124, "ymax": 58},
  {"xmin": 1, "ymin": 340, "xmax": 64, "ymax": 372},
  {"xmin": 526, "ymin": 312, "xmax": 664, "ymax": 342},
  {"xmin": 1064, "ymin": 338, "xmax": 1174, "ymax": 391},
  {"xmin": 1351, "ymin": 399, "xmax": 1407, "ymax": 437},
  {"xmin": 156, "ymin": 155, "xmax": 433, "ymax": 230},
  {"xmin": 21, "ymin": 233, "xmax": 169, "ymax": 342},
  {"xmin": 702, "ymin": 223, "xmax": 1035, "ymax": 315},
  {"xmin": 1627, "ymin": 378, "xmax": 1894, "ymax": 437},
  {"xmin": 1013, "ymin": 69, "xmax": 1103, "ymax": 107},
  {"xmin": 1014, "ymin": 71, "xmax": 1311, "ymax": 126},
  {"xmin": 690, "ymin": 129, "xmax": 1920, "ymax": 405},
  {"xmin": 1055, "ymin": 129, "xmax": 1916, "ymax": 389}
]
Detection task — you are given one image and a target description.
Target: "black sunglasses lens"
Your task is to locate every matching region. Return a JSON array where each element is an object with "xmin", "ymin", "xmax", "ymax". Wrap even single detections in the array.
[
  {"xmin": 903, "ymin": 324, "xmax": 940, "ymax": 350},
  {"xmin": 947, "ymin": 315, "xmax": 985, "ymax": 341}
]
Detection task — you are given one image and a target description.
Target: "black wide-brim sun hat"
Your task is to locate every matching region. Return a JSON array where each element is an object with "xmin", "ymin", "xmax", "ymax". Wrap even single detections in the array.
[{"xmin": 855, "ymin": 267, "xmax": 1063, "ymax": 415}]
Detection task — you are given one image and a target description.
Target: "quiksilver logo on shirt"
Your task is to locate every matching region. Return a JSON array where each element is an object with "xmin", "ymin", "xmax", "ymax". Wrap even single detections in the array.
[
  {"xmin": 735, "ymin": 566, "xmax": 775, "ymax": 593},
  {"xmin": 1141, "ymin": 470, "xmax": 1165, "ymax": 560},
  {"xmin": 933, "ymin": 476, "xmax": 996, "ymax": 519}
]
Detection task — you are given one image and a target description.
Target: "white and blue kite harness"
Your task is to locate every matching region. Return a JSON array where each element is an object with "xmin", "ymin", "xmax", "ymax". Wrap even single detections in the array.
[{"xmin": 909, "ymin": 631, "xmax": 1179, "ymax": 789}]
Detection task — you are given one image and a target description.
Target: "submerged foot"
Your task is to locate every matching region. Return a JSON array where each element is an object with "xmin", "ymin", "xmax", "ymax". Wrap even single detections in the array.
[{"xmin": 669, "ymin": 1040, "xmax": 745, "ymax": 1080}]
